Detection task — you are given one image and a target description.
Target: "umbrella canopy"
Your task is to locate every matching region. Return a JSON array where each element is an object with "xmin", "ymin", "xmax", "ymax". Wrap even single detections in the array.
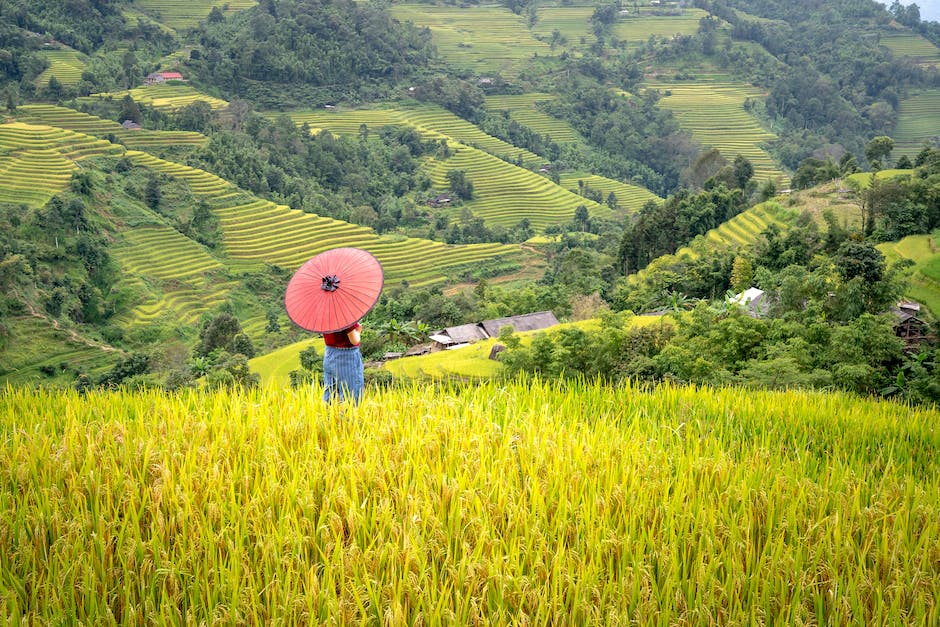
[{"xmin": 284, "ymin": 247, "xmax": 384, "ymax": 333}]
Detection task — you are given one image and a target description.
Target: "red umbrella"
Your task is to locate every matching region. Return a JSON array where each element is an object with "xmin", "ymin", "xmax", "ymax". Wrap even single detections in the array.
[{"xmin": 284, "ymin": 247, "xmax": 384, "ymax": 333}]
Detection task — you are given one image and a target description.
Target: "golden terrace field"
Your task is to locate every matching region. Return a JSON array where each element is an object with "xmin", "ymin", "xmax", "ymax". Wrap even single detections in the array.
[{"xmin": 2, "ymin": 381, "xmax": 939, "ymax": 623}]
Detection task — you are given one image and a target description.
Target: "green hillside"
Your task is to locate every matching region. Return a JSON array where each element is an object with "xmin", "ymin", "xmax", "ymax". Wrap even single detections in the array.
[
  {"xmin": 33, "ymin": 50, "xmax": 87, "ymax": 88},
  {"xmin": 15, "ymin": 104, "xmax": 209, "ymax": 151},
  {"xmin": 3, "ymin": 382, "xmax": 938, "ymax": 623},
  {"xmin": 286, "ymin": 104, "xmax": 616, "ymax": 230},
  {"xmin": 558, "ymin": 172, "xmax": 663, "ymax": 215},
  {"xmin": 484, "ymin": 94, "xmax": 581, "ymax": 143},
  {"xmin": 879, "ymin": 230, "xmax": 940, "ymax": 317},
  {"xmin": 640, "ymin": 81, "xmax": 788, "ymax": 185},
  {"xmin": 388, "ymin": 4, "xmax": 550, "ymax": 78},
  {"xmin": 286, "ymin": 103, "xmax": 541, "ymax": 166},
  {"xmin": 130, "ymin": 0, "xmax": 257, "ymax": 30},
  {"xmin": 879, "ymin": 30, "xmax": 940, "ymax": 67},
  {"xmin": 84, "ymin": 85, "xmax": 230, "ymax": 112},
  {"xmin": 893, "ymin": 90, "xmax": 940, "ymax": 160},
  {"xmin": 614, "ymin": 7, "xmax": 710, "ymax": 43}
]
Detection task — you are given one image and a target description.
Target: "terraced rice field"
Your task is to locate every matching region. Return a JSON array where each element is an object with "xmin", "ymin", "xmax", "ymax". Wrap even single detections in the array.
[
  {"xmin": 880, "ymin": 31, "xmax": 940, "ymax": 67},
  {"xmin": 558, "ymin": 173, "xmax": 662, "ymax": 215},
  {"xmin": 112, "ymin": 226, "xmax": 235, "ymax": 325},
  {"xmin": 626, "ymin": 201, "xmax": 792, "ymax": 286},
  {"xmin": 16, "ymin": 104, "xmax": 208, "ymax": 151},
  {"xmin": 703, "ymin": 202, "xmax": 790, "ymax": 250},
  {"xmin": 614, "ymin": 8, "xmax": 710, "ymax": 43},
  {"xmin": 131, "ymin": 0, "xmax": 257, "ymax": 30},
  {"xmin": 529, "ymin": 7, "xmax": 596, "ymax": 50},
  {"xmin": 484, "ymin": 94, "xmax": 581, "ymax": 143},
  {"xmin": 124, "ymin": 151, "xmax": 523, "ymax": 287},
  {"xmin": 893, "ymin": 90, "xmax": 940, "ymax": 160},
  {"xmin": 423, "ymin": 144, "xmax": 611, "ymax": 230},
  {"xmin": 641, "ymin": 82, "xmax": 788, "ymax": 185},
  {"xmin": 878, "ymin": 230, "xmax": 940, "ymax": 317},
  {"xmin": 287, "ymin": 103, "xmax": 540, "ymax": 165},
  {"xmin": 33, "ymin": 50, "xmax": 87, "ymax": 88},
  {"xmin": 0, "ymin": 122, "xmax": 123, "ymax": 207},
  {"xmin": 86, "ymin": 85, "xmax": 229, "ymax": 111},
  {"xmin": 389, "ymin": 4, "xmax": 550, "ymax": 77}
]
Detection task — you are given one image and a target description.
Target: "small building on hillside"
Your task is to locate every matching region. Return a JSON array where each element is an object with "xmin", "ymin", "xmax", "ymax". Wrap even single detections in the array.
[
  {"xmin": 121, "ymin": 119, "xmax": 142, "ymax": 130},
  {"xmin": 731, "ymin": 287, "xmax": 770, "ymax": 317},
  {"xmin": 430, "ymin": 311, "xmax": 560, "ymax": 350},
  {"xmin": 426, "ymin": 194, "xmax": 453, "ymax": 208},
  {"xmin": 144, "ymin": 71, "xmax": 185, "ymax": 85}
]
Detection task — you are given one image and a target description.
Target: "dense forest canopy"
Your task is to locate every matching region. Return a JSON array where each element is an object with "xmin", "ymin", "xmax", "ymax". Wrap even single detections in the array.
[{"xmin": 187, "ymin": 0, "xmax": 435, "ymax": 106}]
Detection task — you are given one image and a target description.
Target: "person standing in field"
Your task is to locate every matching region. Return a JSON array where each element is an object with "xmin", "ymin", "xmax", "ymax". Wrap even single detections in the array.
[{"xmin": 321, "ymin": 321, "xmax": 364, "ymax": 404}]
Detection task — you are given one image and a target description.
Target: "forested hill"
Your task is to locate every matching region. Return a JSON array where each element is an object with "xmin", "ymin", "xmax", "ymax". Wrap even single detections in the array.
[{"xmin": 187, "ymin": 0, "xmax": 435, "ymax": 107}]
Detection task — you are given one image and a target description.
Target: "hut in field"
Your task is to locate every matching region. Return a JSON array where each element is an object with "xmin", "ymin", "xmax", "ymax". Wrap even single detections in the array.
[
  {"xmin": 892, "ymin": 302, "xmax": 933, "ymax": 348},
  {"xmin": 121, "ymin": 120, "xmax": 142, "ymax": 130},
  {"xmin": 430, "ymin": 311, "xmax": 560, "ymax": 350}
]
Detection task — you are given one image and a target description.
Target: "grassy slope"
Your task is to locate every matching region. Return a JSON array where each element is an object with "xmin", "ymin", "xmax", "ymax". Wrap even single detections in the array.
[
  {"xmin": 131, "ymin": 0, "xmax": 258, "ymax": 30},
  {"xmin": 286, "ymin": 104, "xmax": 617, "ymax": 230},
  {"xmin": 34, "ymin": 50, "xmax": 87, "ymax": 88},
  {"xmin": 388, "ymin": 4, "xmax": 551, "ymax": 78},
  {"xmin": 878, "ymin": 230, "xmax": 940, "ymax": 317},
  {"xmin": 2, "ymin": 381, "xmax": 938, "ymax": 623},
  {"xmin": 83, "ymin": 85, "xmax": 230, "ymax": 111},
  {"xmin": 640, "ymin": 80, "xmax": 788, "ymax": 185}
]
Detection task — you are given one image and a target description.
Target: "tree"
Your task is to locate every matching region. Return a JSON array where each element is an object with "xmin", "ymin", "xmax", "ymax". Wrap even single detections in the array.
[
  {"xmin": 207, "ymin": 5, "xmax": 225, "ymax": 23},
  {"xmin": 196, "ymin": 313, "xmax": 243, "ymax": 357},
  {"xmin": 120, "ymin": 95, "xmax": 142, "ymax": 124},
  {"xmin": 865, "ymin": 136, "xmax": 894, "ymax": 170},
  {"xmin": 145, "ymin": 175, "xmax": 161, "ymax": 211},
  {"xmin": 177, "ymin": 101, "xmax": 212, "ymax": 132},
  {"xmin": 833, "ymin": 240, "xmax": 884, "ymax": 284},
  {"xmin": 446, "ymin": 169, "xmax": 474, "ymax": 200},
  {"xmin": 732, "ymin": 155, "xmax": 754, "ymax": 189}
]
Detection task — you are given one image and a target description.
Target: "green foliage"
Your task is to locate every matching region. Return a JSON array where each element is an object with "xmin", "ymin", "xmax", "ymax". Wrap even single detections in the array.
[
  {"xmin": 187, "ymin": 0, "xmax": 433, "ymax": 106},
  {"xmin": 618, "ymin": 185, "xmax": 747, "ymax": 273}
]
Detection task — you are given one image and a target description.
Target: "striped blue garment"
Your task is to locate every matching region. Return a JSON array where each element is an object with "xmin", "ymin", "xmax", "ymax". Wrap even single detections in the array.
[{"xmin": 322, "ymin": 345, "xmax": 364, "ymax": 404}]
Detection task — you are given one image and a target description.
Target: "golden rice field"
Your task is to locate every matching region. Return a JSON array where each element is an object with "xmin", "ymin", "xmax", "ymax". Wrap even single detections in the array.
[
  {"xmin": 86, "ymin": 85, "xmax": 229, "ymax": 112},
  {"xmin": 111, "ymin": 225, "xmax": 237, "ymax": 327},
  {"xmin": 15, "ymin": 104, "xmax": 208, "ymax": 151},
  {"xmin": 640, "ymin": 81, "xmax": 788, "ymax": 186},
  {"xmin": 124, "ymin": 151, "xmax": 524, "ymax": 287},
  {"xmin": 2, "ymin": 380, "xmax": 938, "ymax": 623},
  {"xmin": 421, "ymin": 143, "xmax": 612, "ymax": 230},
  {"xmin": 33, "ymin": 50, "xmax": 87, "ymax": 88},
  {"xmin": 286, "ymin": 103, "xmax": 540, "ymax": 166},
  {"xmin": 0, "ymin": 122, "xmax": 123, "ymax": 207},
  {"xmin": 558, "ymin": 172, "xmax": 663, "ymax": 215},
  {"xmin": 483, "ymin": 93, "xmax": 581, "ymax": 143},
  {"xmin": 389, "ymin": 4, "xmax": 551, "ymax": 78},
  {"xmin": 892, "ymin": 90, "xmax": 940, "ymax": 161},
  {"xmin": 130, "ymin": 0, "xmax": 257, "ymax": 30}
]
